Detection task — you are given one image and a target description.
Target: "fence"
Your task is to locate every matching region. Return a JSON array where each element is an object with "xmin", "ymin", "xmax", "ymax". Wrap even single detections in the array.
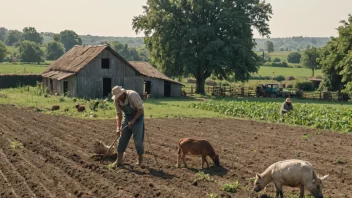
[
  {"xmin": 0, "ymin": 74, "xmax": 42, "ymax": 89},
  {"xmin": 184, "ymin": 85, "xmax": 350, "ymax": 102}
]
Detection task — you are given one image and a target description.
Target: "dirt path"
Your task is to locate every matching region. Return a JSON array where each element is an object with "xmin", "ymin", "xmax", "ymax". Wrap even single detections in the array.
[{"xmin": 0, "ymin": 104, "xmax": 351, "ymax": 198}]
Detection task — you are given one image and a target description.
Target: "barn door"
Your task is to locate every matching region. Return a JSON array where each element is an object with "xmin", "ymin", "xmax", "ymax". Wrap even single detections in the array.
[
  {"xmin": 63, "ymin": 81, "xmax": 68, "ymax": 96},
  {"xmin": 164, "ymin": 82, "xmax": 171, "ymax": 97},
  {"xmin": 103, "ymin": 78, "xmax": 112, "ymax": 97}
]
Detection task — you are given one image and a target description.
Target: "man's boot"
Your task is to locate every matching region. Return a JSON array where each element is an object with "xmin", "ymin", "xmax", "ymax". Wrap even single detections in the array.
[
  {"xmin": 136, "ymin": 154, "xmax": 143, "ymax": 166},
  {"xmin": 111, "ymin": 152, "xmax": 124, "ymax": 167}
]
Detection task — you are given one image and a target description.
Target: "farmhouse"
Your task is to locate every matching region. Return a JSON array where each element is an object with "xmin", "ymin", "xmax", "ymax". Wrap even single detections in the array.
[{"xmin": 41, "ymin": 45, "xmax": 183, "ymax": 98}]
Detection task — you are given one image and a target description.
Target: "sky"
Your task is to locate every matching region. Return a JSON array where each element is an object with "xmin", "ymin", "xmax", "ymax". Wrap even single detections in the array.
[{"xmin": 0, "ymin": 0, "xmax": 351, "ymax": 38}]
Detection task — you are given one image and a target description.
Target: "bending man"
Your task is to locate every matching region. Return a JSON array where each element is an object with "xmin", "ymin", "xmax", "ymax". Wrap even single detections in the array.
[{"xmin": 111, "ymin": 86, "xmax": 144, "ymax": 167}]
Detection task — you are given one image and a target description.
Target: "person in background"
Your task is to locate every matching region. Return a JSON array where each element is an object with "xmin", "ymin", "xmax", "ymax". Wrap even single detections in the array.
[{"xmin": 280, "ymin": 98, "xmax": 293, "ymax": 115}]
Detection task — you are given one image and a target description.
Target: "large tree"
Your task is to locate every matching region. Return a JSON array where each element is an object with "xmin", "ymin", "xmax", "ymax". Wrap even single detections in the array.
[
  {"xmin": 301, "ymin": 47, "xmax": 320, "ymax": 77},
  {"xmin": 0, "ymin": 41, "xmax": 7, "ymax": 62},
  {"xmin": 22, "ymin": 27, "xmax": 43, "ymax": 44},
  {"xmin": 132, "ymin": 0, "xmax": 272, "ymax": 94},
  {"xmin": 46, "ymin": 41, "xmax": 65, "ymax": 60},
  {"xmin": 319, "ymin": 14, "xmax": 352, "ymax": 91},
  {"xmin": 0, "ymin": 27, "xmax": 8, "ymax": 42},
  {"xmin": 19, "ymin": 40, "xmax": 44, "ymax": 63},
  {"xmin": 59, "ymin": 30, "xmax": 82, "ymax": 51},
  {"xmin": 265, "ymin": 40, "xmax": 274, "ymax": 53},
  {"xmin": 287, "ymin": 52, "xmax": 301, "ymax": 63},
  {"xmin": 4, "ymin": 30, "xmax": 22, "ymax": 46}
]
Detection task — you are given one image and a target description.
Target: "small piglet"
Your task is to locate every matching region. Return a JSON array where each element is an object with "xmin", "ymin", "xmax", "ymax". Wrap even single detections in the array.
[
  {"xmin": 254, "ymin": 159, "xmax": 329, "ymax": 198},
  {"xmin": 93, "ymin": 140, "xmax": 126, "ymax": 160},
  {"xmin": 51, "ymin": 105, "xmax": 60, "ymax": 111},
  {"xmin": 177, "ymin": 138, "xmax": 220, "ymax": 169},
  {"xmin": 75, "ymin": 104, "xmax": 85, "ymax": 112}
]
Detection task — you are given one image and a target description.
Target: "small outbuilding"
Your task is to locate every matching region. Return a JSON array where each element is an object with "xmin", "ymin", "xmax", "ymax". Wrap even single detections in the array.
[{"xmin": 41, "ymin": 45, "xmax": 183, "ymax": 98}]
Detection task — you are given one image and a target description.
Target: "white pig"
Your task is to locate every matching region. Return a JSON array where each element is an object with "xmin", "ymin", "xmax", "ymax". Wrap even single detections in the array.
[{"xmin": 253, "ymin": 159, "xmax": 329, "ymax": 198}]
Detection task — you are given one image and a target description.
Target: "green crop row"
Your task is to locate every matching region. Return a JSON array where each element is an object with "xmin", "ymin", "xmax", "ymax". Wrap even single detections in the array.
[{"xmin": 189, "ymin": 101, "xmax": 352, "ymax": 133}]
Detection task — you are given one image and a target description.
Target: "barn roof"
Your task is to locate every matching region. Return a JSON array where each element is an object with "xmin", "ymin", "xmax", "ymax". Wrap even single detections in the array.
[
  {"xmin": 128, "ymin": 61, "xmax": 184, "ymax": 86},
  {"xmin": 42, "ymin": 45, "xmax": 183, "ymax": 86},
  {"xmin": 42, "ymin": 45, "xmax": 140, "ymax": 80}
]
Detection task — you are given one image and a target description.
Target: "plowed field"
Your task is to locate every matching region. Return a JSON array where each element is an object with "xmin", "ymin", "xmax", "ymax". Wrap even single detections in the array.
[{"xmin": 0, "ymin": 104, "xmax": 351, "ymax": 198}]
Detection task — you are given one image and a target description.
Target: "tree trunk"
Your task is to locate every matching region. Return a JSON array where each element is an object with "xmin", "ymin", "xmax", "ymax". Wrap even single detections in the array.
[
  {"xmin": 195, "ymin": 76, "xmax": 206, "ymax": 95},
  {"xmin": 312, "ymin": 68, "xmax": 315, "ymax": 77}
]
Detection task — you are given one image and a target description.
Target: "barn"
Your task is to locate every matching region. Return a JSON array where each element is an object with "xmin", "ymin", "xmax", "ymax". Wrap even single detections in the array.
[{"xmin": 41, "ymin": 45, "xmax": 183, "ymax": 99}]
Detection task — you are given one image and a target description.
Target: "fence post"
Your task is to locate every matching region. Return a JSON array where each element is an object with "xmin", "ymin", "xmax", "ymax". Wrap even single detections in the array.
[{"xmin": 191, "ymin": 86, "xmax": 193, "ymax": 96}]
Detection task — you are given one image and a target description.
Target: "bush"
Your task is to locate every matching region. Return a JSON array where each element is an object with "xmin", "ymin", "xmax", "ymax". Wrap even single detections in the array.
[
  {"xmin": 187, "ymin": 78, "xmax": 196, "ymax": 84},
  {"xmin": 249, "ymin": 76, "xmax": 271, "ymax": 80},
  {"xmin": 205, "ymin": 80, "xmax": 217, "ymax": 86},
  {"xmin": 271, "ymin": 62, "xmax": 289, "ymax": 68},
  {"xmin": 295, "ymin": 81, "xmax": 314, "ymax": 91},
  {"xmin": 273, "ymin": 58, "xmax": 281, "ymax": 62},
  {"xmin": 273, "ymin": 75, "xmax": 285, "ymax": 82},
  {"xmin": 287, "ymin": 52, "xmax": 302, "ymax": 63},
  {"xmin": 287, "ymin": 76, "xmax": 295, "ymax": 81},
  {"xmin": 315, "ymin": 75, "xmax": 323, "ymax": 79}
]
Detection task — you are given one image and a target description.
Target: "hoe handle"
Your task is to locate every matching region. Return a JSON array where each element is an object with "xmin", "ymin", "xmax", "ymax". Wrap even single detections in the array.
[{"xmin": 100, "ymin": 125, "xmax": 128, "ymax": 163}]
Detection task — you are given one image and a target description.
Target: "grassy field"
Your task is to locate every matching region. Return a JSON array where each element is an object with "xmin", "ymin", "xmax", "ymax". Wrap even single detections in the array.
[
  {"xmin": 256, "ymin": 51, "xmax": 302, "ymax": 62},
  {"xmin": 0, "ymin": 86, "xmax": 349, "ymax": 121},
  {"xmin": 257, "ymin": 66, "xmax": 321, "ymax": 78},
  {"xmin": 0, "ymin": 86, "xmax": 229, "ymax": 119},
  {"xmin": 0, "ymin": 63, "xmax": 48, "ymax": 74}
]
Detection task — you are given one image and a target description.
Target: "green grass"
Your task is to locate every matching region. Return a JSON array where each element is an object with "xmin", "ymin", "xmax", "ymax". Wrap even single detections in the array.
[
  {"xmin": 0, "ymin": 63, "xmax": 48, "ymax": 74},
  {"xmin": 10, "ymin": 141, "xmax": 24, "ymax": 149},
  {"xmin": 194, "ymin": 172, "xmax": 214, "ymax": 183},
  {"xmin": 221, "ymin": 180, "xmax": 240, "ymax": 193},
  {"xmin": 257, "ymin": 66, "xmax": 322, "ymax": 78},
  {"xmin": 0, "ymin": 86, "xmax": 229, "ymax": 119}
]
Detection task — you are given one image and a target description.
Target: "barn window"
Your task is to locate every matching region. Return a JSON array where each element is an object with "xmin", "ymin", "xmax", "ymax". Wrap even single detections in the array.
[{"xmin": 101, "ymin": 58, "xmax": 110, "ymax": 69}]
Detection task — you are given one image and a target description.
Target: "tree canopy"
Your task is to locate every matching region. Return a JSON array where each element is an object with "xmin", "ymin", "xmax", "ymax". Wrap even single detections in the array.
[
  {"xmin": 133, "ymin": 0, "xmax": 272, "ymax": 94},
  {"xmin": 5, "ymin": 30, "xmax": 22, "ymax": 46},
  {"xmin": 0, "ymin": 27, "xmax": 8, "ymax": 42},
  {"xmin": 319, "ymin": 14, "xmax": 352, "ymax": 91},
  {"xmin": 0, "ymin": 41, "xmax": 7, "ymax": 62},
  {"xmin": 287, "ymin": 52, "xmax": 301, "ymax": 63},
  {"xmin": 59, "ymin": 30, "xmax": 82, "ymax": 51},
  {"xmin": 46, "ymin": 41, "xmax": 65, "ymax": 60},
  {"xmin": 265, "ymin": 41, "xmax": 274, "ymax": 53},
  {"xmin": 22, "ymin": 27, "xmax": 43, "ymax": 44},
  {"xmin": 110, "ymin": 41, "xmax": 149, "ymax": 61},
  {"xmin": 19, "ymin": 40, "xmax": 44, "ymax": 63},
  {"xmin": 301, "ymin": 47, "xmax": 320, "ymax": 77}
]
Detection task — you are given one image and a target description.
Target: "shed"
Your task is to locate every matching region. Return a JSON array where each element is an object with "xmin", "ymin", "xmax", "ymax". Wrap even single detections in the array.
[
  {"xmin": 41, "ymin": 45, "xmax": 183, "ymax": 98},
  {"xmin": 128, "ymin": 61, "xmax": 184, "ymax": 97},
  {"xmin": 309, "ymin": 78, "xmax": 323, "ymax": 89}
]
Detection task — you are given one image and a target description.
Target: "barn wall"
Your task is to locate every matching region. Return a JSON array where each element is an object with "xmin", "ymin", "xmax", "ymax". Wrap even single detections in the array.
[
  {"xmin": 137, "ymin": 76, "xmax": 164, "ymax": 98},
  {"xmin": 170, "ymin": 83, "xmax": 182, "ymax": 97},
  {"xmin": 76, "ymin": 49, "xmax": 136, "ymax": 98},
  {"xmin": 123, "ymin": 77, "xmax": 144, "ymax": 94}
]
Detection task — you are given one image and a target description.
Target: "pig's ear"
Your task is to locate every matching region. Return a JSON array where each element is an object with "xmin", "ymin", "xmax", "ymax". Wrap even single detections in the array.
[
  {"xmin": 320, "ymin": 174, "xmax": 329, "ymax": 181},
  {"xmin": 256, "ymin": 173, "xmax": 261, "ymax": 179}
]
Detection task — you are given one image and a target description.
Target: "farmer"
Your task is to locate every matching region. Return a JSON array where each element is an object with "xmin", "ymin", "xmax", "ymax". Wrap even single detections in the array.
[
  {"xmin": 110, "ymin": 86, "xmax": 144, "ymax": 167},
  {"xmin": 280, "ymin": 98, "xmax": 293, "ymax": 115}
]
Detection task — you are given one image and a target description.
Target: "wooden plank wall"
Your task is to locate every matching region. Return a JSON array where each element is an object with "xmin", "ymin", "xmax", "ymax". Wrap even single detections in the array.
[{"xmin": 76, "ymin": 49, "xmax": 136, "ymax": 98}]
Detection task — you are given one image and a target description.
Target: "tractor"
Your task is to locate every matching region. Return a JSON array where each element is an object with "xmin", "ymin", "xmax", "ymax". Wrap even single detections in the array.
[{"xmin": 256, "ymin": 84, "xmax": 282, "ymax": 98}]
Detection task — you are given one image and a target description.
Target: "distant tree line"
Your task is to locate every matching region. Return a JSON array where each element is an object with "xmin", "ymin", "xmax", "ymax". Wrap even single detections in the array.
[
  {"xmin": 0, "ymin": 27, "xmax": 149, "ymax": 63},
  {"xmin": 256, "ymin": 37, "xmax": 330, "ymax": 52}
]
